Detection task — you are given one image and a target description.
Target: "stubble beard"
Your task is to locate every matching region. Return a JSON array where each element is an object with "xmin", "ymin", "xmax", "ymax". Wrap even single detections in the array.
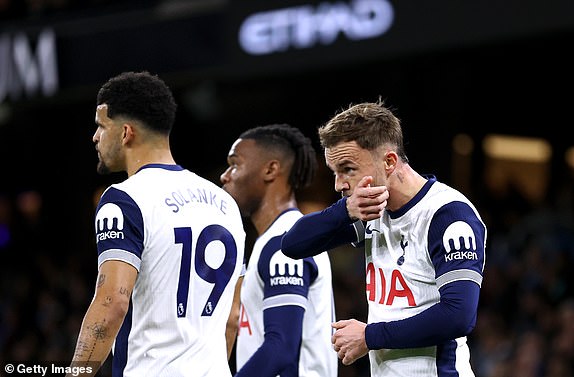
[{"xmin": 96, "ymin": 158, "xmax": 112, "ymax": 175}]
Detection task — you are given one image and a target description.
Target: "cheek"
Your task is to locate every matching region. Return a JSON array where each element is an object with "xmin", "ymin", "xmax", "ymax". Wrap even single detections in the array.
[
  {"xmin": 348, "ymin": 176, "xmax": 361, "ymax": 191},
  {"xmin": 227, "ymin": 171, "xmax": 248, "ymax": 193},
  {"xmin": 98, "ymin": 131, "xmax": 111, "ymax": 148},
  {"xmin": 99, "ymin": 135, "xmax": 113, "ymax": 154}
]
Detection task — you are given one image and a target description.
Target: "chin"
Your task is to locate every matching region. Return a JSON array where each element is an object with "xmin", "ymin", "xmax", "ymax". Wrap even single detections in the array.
[{"xmin": 97, "ymin": 163, "xmax": 111, "ymax": 175}]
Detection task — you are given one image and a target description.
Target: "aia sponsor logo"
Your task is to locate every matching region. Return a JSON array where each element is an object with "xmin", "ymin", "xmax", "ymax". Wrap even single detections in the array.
[
  {"xmin": 238, "ymin": 303, "xmax": 252, "ymax": 336},
  {"xmin": 95, "ymin": 203, "xmax": 125, "ymax": 243},
  {"xmin": 366, "ymin": 263, "xmax": 416, "ymax": 306},
  {"xmin": 443, "ymin": 221, "xmax": 478, "ymax": 262}
]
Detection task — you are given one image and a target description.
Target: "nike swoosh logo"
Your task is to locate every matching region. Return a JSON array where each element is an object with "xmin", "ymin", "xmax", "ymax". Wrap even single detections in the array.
[{"xmin": 365, "ymin": 225, "xmax": 381, "ymax": 234}]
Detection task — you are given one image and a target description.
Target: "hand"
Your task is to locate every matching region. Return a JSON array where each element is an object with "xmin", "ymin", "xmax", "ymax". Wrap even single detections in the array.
[
  {"xmin": 346, "ymin": 176, "xmax": 388, "ymax": 221},
  {"xmin": 331, "ymin": 319, "xmax": 369, "ymax": 365}
]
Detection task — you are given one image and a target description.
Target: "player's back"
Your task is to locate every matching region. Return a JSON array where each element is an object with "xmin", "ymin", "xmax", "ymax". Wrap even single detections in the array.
[{"xmin": 96, "ymin": 164, "xmax": 245, "ymax": 377}]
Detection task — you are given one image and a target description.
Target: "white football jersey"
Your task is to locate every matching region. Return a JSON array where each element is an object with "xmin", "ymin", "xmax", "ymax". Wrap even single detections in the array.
[
  {"xmin": 359, "ymin": 178, "xmax": 486, "ymax": 377},
  {"xmin": 94, "ymin": 164, "xmax": 245, "ymax": 377},
  {"xmin": 236, "ymin": 209, "xmax": 337, "ymax": 376}
]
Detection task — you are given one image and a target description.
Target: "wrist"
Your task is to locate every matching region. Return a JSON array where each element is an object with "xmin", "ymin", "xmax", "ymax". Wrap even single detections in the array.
[{"xmin": 344, "ymin": 196, "xmax": 358, "ymax": 221}]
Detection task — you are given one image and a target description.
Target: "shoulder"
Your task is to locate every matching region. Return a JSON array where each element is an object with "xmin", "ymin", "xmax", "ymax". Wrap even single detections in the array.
[{"xmin": 425, "ymin": 181, "xmax": 480, "ymax": 215}]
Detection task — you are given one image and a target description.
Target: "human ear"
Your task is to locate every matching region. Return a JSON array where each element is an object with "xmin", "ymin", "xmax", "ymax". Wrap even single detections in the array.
[
  {"xmin": 263, "ymin": 160, "xmax": 280, "ymax": 182},
  {"xmin": 384, "ymin": 151, "xmax": 398, "ymax": 170},
  {"xmin": 122, "ymin": 123, "xmax": 135, "ymax": 145}
]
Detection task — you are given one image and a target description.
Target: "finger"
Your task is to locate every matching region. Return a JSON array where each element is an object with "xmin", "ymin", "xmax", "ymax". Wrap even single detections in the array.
[
  {"xmin": 342, "ymin": 354, "xmax": 355, "ymax": 366},
  {"xmin": 369, "ymin": 187, "xmax": 389, "ymax": 201},
  {"xmin": 357, "ymin": 176, "xmax": 373, "ymax": 189},
  {"xmin": 379, "ymin": 202, "xmax": 387, "ymax": 216},
  {"xmin": 361, "ymin": 185, "xmax": 387, "ymax": 196},
  {"xmin": 380, "ymin": 187, "xmax": 390, "ymax": 200},
  {"xmin": 332, "ymin": 320, "xmax": 349, "ymax": 329},
  {"xmin": 358, "ymin": 196, "xmax": 386, "ymax": 208}
]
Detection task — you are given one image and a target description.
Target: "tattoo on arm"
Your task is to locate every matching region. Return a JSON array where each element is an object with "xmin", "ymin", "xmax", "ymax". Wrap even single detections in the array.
[
  {"xmin": 72, "ymin": 321, "xmax": 107, "ymax": 363},
  {"xmin": 73, "ymin": 340, "xmax": 93, "ymax": 359},
  {"xmin": 97, "ymin": 274, "xmax": 106, "ymax": 288},
  {"xmin": 119, "ymin": 287, "xmax": 131, "ymax": 298},
  {"xmin": 91, "ymin": 321, "xmax": 108, "ymax": 341}
]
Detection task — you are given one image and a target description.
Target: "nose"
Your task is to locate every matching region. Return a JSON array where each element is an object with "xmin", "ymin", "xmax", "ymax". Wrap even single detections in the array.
[
  {"xmin": 220, "ymin": 168, "xmax": 231, "ymax": 185},
  {"xmin": 334, "ymin": 174, "xmax": 349, "ymax": 194}
]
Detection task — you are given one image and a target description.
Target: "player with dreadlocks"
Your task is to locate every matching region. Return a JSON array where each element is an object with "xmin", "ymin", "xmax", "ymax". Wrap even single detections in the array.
[{"xmin": 221, "ymin": 124, "xmax": 338, "ymax": 377}]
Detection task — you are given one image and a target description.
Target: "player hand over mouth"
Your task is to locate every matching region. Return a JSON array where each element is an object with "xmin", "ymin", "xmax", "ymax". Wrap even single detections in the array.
[{"xmin": 345, "ymin": 176, "xmax": 388, "ymax": 221}]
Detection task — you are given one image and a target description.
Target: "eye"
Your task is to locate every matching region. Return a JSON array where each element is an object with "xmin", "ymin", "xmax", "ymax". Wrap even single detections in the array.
[
  {"xmin": 228, "ymin": 162, "xmax": 239, "ymax": 173},
  {"xmin": 334, "ymin": 166, "xmax": 354, "ymax": 178}
]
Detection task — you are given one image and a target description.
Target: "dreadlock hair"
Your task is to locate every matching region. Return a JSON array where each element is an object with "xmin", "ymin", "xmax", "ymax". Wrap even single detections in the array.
[{"xmin": 239, "ymin": 124, "xmax": 317, "ymax": 190}]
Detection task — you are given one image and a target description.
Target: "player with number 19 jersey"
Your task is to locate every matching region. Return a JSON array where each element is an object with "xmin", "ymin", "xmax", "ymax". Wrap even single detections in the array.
[{"xmin": 94, "ymin": 164, "xmax": 245, "ymax": 377}]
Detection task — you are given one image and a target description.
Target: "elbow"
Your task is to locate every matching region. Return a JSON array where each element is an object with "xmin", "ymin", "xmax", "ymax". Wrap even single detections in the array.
[
  {"xmin": 461, "ymin": 315, "xmax": 477, "ymax": 336},
  {"xmin": 110, "ymin": 297, "xmax": 130, "ymax": 324},
  {"xmin": 94, "ymin": 291, "xmax": 130, "ymax": 324},
  {"xmin": 449, "ymin": 311, "xmax": 477, "ymax": 338},
  {"xmin": 114, "ymin": 293, "xmax": 131, "ymax": 317}
]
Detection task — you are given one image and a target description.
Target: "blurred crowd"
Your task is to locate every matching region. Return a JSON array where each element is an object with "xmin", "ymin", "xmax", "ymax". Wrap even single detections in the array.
[
  {"xmin": 0, "ymin": 176, "xmax": 573, "ymax": 377},
  {"xmin": 468, "ymin": 183, "xmax": 574, "ymax": 377},
  {"xmin": 0, "ymin": 0, "xmax": 159, "ymax": 21},
  {"xmin": 0, "ymin": 189, "xmax": 104, "ymax": 371}
]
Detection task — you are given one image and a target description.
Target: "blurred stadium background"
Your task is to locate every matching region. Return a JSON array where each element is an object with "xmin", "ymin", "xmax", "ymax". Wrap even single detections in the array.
[{"xmin": 1, "ymin": 0, "xmax": 574, "ymax": 376}]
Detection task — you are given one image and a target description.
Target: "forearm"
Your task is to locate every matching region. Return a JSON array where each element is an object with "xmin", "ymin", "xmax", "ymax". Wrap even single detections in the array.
[
  {"xmin": 281, "ymin": 197, "xmax": 356, "ymax": 258},
  {"xmin": 365, "ymin": 281, "xmax": 480, "ymax": 349},
  {"xmin": 69, "ymin": 298, "xmax": 128, "ymax": 375},
  {"xmin": 226, "ymin": 316, "xmax": 239, "ymax": 360},
  {"xmin": 235, "ymin": 306, "xmax": 304, "ymax": 377},
  {"xmin": 226, "ymin": 277, "xmax": 243, "ymax": 360}
]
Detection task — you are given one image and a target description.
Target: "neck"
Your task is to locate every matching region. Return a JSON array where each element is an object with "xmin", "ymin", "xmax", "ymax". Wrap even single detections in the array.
[
  {"xmin": 387, "ymin": 164, "xmax": 427, "ymax": 211},
  {"xmin": 126, "ymin": 147, "xmax": 175, "ymax": 177},
  {"xmin": 251, "ymin": 192, "xmax": 297, "ymax": 235}
]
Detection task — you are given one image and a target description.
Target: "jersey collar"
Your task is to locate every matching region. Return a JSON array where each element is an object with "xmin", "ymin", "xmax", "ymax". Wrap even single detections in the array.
[
  {"xmin": 387, "ymin": 175, "xmax": 436, "ymax": 219},
  {"xmin": 136, "ymin": 163, "xmax": 184, "ymax": 173}
]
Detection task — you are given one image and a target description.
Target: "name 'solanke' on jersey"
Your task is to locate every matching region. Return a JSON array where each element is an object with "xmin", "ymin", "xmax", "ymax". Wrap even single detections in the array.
[
  {"xmin": 96, "ymin": 187, "xmax": 229, "ymax": 243},
  {"xmin": 164, "ymin": 187, "xmax": 229, "ymax": 214}
]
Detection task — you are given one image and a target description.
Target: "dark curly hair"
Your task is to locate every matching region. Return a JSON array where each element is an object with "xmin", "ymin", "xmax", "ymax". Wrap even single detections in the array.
[
  {"xmin": 96, "ymin": 71, "xmax": 177, "ymax": 135},
  {"xmin": 240, "ymin": 124, "xmax": 317, "ymax": 190}
]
